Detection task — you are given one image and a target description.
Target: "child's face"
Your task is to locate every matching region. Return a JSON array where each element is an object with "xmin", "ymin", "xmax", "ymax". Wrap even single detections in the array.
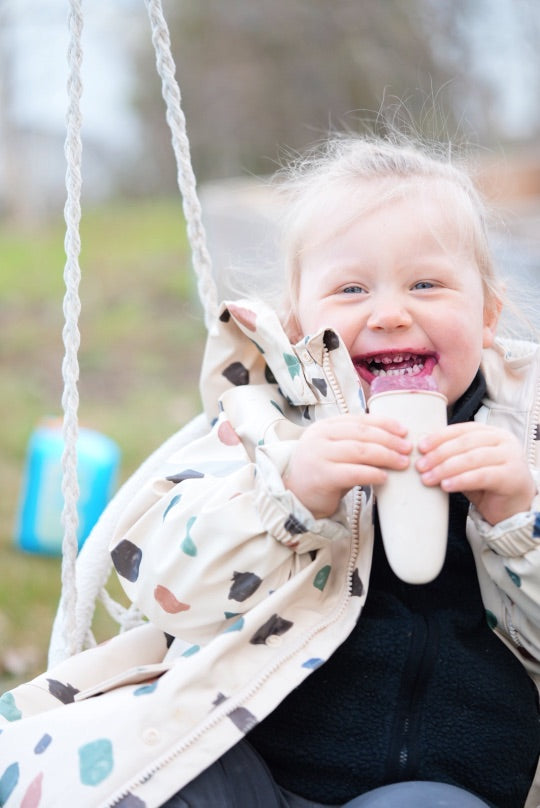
[{"xmin": 291, "ymin": 182, "xmax": 499, "ymax": 407}]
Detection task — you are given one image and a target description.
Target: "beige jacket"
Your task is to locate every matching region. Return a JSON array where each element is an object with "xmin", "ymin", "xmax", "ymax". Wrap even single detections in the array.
[{"xmin": 1, "ymin": 299, "xmax": 540, "ymax": 808}]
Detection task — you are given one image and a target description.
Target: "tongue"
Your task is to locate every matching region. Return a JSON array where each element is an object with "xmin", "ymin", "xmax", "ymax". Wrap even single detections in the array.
[{"xmin": 370, "ymin": 373, "xmax": 439, "ymax": 395}]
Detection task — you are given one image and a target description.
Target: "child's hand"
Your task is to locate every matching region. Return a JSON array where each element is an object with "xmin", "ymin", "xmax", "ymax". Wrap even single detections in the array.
[
  {"xmin": 284, "ymin": 414, "xmax": 412, "ymax": 519},
  {"xmin": 416, "ymin": 423, "xmax": 537, "ymax": 525}
]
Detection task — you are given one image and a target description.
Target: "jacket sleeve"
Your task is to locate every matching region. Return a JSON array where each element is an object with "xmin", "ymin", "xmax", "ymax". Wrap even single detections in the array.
[
  {"xmin": 469, "ymin": 491, "xmax": 540, "ymax": 673},
  {"xmin": 109, "ymin": 410, "xmax": 351, "ymax": 645},
  {"xmin": 0, "ymin": 623, "xmax": 169, "ymax": 724}
]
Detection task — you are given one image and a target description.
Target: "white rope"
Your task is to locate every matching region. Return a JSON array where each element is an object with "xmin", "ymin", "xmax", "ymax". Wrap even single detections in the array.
[
  {"xmin": 58, "ymin": 0, "xmax": 84, "ymax": 660},
  {"xmin": 98, "ymin": 589, "xmax": 146, "ymax": 633},
  {"xmin": 144, "ymin": 0, "xmax": 218, "ymax": 329},
  {"xmin": 52, "ymin": 1, "xmax": 218, "ymax": 662}
]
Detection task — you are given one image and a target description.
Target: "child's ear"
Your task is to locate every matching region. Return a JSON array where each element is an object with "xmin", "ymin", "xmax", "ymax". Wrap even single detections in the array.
[{"xmin": 482, "ymin": 296, "xmax": 502, "ymax": 348}]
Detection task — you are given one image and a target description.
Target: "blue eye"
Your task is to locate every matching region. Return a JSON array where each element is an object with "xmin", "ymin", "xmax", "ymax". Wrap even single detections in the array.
[
  {"xmin": 412, "ymin": 280, "xmax": 435, "ymax": 290},
  {"xmin": 341, "ymin": 284, "xmax": 366, "ymax": 294}
]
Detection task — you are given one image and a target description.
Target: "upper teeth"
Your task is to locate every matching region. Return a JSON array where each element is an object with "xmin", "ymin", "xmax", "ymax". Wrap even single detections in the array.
[{"xmin": 375, "ymin": 353, "xmax": 413, "ymax": 365}]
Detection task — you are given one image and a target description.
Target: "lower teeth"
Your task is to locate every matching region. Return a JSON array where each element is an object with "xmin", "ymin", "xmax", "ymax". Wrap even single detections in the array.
[{"xmin": 372, "ymin": 364, "xmax": 423, "ymax": 377}]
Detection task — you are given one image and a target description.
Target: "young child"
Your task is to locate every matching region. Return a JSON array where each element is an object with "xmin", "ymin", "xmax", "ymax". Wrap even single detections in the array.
[{"xmin": 1, "ymin": 136, "xmax": 540, "ymax": 808}]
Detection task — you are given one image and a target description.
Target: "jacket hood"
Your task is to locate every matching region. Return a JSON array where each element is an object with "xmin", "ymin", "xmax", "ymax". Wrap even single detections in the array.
[{"xmin": 199, "ymin": 298, "xmax": 366, "ymax": 422}]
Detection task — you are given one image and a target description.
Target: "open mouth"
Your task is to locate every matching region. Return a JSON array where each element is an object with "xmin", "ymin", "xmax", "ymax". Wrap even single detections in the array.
[{"xmin": 354, "ymin": 352, "xmax": 438, "ymax": 383}]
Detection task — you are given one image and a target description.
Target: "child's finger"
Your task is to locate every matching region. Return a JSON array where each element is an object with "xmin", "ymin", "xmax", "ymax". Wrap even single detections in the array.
[
  {"xmin": 417, "ymin": 444, "xmax": 504, "ymax": 483},
  {"xmin": 361, "ymin": 414, "xmax": 410, "ymax": 437},
  {"xmin": 433, "ymin": 463, "xmax": 503, "ymax": 493},
  {"xmin": 317, "ymin": 462, "xmax": 391, "ymax": 491},
  {"xmin": 324, "ymin": 438, "xmax": 411, "ymax": 471},
  {"xmin": 416, "ymin": 425, "xmax": 508, "ymax": 470},
  {"xmin": 308, "ymin": 419, "xmax": 413, "ymax": 456},
  {"xmin": 417, "ymin": 422, "xmax": 500, "ymax": 454},
  {"xmin": 320, "ymin": 414, "xmax": 410, "ymax": 440}
]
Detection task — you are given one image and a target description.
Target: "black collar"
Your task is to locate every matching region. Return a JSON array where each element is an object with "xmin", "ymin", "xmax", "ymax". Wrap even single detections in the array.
[{"xmin": 449, "ymin": 370, "xmax": 487, "ymax": 425}]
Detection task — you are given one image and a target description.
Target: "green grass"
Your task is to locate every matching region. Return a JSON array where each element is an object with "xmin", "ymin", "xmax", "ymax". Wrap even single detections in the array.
[{"xmin": 0, "ymin": 197, "xmax": 207, "ymax": 690}]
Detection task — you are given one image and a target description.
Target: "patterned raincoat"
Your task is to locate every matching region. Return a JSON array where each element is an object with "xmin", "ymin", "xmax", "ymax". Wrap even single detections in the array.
[{"xmin": 1, "ymin": 299, "xmax": 540, "ymax": 808}]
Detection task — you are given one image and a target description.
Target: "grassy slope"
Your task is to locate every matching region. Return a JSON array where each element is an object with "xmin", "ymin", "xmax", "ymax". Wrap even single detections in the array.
[{"xmin": 0, "ymin": 198, "xmax": 207, "ymax": 689}]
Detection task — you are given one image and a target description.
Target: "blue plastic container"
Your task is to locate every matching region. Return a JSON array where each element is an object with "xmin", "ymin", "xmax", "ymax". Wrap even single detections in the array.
[{"xmin": 15, "ymin": 420, "xmax": 121, "ymax": 555}]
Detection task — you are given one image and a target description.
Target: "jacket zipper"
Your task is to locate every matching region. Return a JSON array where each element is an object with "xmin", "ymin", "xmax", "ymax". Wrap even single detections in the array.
[
  {"xmin": 385, "ymin": 613, "xmax": 439, "ymax": 782},
  {"xmin": 106, "ymin": 511, "xmax": 362, "ymax": 807},
  {"xmin": 528, "ymin": 350, "xmax": 540, "ymax": 469},
  {"xmin": 502, "ymin": 350, "xmax": 540, "ymax": 650},
  {"xmin": 106, "ymin": 348, "xmax": 364, "ymax": 807},
  {"xmin": 322, "ymin": 342, "xmax": 350, "ymax": 413}
]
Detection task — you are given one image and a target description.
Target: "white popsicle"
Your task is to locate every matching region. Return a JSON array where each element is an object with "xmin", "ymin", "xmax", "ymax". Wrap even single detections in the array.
[{"xmin": 368, "ymin": 373, "xmax": 449, "ymax": 584}]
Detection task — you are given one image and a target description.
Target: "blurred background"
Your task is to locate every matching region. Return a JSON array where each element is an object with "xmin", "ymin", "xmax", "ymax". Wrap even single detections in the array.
[{"xmin": 1, "ymin": 0, "xmax": 540, "ymax": 686}]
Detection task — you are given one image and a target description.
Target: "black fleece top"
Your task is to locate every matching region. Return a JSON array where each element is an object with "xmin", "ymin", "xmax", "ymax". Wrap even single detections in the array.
[{"xmin": 249, "ymin": 372, "xmax": 540, "ymax": 807}]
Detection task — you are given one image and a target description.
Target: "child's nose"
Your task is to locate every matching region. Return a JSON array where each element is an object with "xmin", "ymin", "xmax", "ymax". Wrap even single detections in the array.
[{"xmin": 367, "ymin": 298, "xmax": 413, "ymax": 330}]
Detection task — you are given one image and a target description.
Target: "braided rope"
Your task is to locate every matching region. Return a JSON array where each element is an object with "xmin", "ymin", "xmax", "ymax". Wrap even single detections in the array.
[
  {"xmin": 58, "ymin": 0, "xmax": 84, "ymax": 659},
  {"xmin": 54, "ymin": 1, "xmax": 218, "ymax": 661},
  {"xmin": 98, "ymin": 589, "xmax": 146, "ymax": 634},
  {"xmin": 144, "ymin": 0, "xmax": 218, "ymax": 328}
]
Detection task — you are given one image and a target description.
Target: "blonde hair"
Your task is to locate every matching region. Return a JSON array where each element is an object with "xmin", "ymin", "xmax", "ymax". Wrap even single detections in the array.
[{"xmin": 276, "ymin": 134, "xmax": 504, "ymax": 328}]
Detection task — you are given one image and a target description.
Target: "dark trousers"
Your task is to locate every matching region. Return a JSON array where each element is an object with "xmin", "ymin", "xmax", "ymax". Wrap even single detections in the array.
[{"xmin": 161, "ymin": 740, "xmax": 492, "ymax": 808}]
